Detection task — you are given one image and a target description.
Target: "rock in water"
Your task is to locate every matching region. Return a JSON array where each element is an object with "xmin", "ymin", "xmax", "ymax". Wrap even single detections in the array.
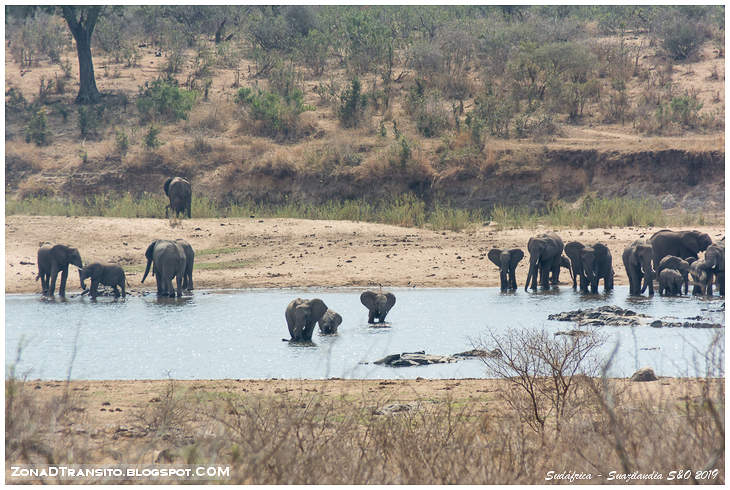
[
  {"xmin": 453, "ymin": 348, "xmax": 502, "ymax": 358},
  {"xmin": 374, "ymin": 351, "xmax": 456, "ymax": 367},
  {"xmin": 630, "ymin": 367, "xmax": 658, "ymax": 382}
]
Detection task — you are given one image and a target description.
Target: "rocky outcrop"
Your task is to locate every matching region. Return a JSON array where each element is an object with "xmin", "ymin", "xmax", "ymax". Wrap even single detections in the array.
[
  {"xmin": 630, "ymin": 367, "xmax": 658, "ymax": 382},
  {"xmin": 548, "ymin": 306, "xmax": 646, "ymax": 327},
  {"xmin": 453, "ymin": 349, "xmax": 502, "ymax": 358}
]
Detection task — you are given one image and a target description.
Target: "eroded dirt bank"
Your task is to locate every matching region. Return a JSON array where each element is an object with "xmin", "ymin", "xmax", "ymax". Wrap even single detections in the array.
[{"xmin": 5, "ymin": 215, "xmax": 725, "ymax": 294}]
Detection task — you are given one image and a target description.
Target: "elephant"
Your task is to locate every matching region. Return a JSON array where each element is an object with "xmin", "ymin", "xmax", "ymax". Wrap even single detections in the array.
[
  {"xmin": 36, "ymin": 244, "xmax": 83, "ymax": 297},
  {"xmin": 360, "ymin": 290, "xmax": 396, "ymax": 323},
  {"xmin": 564, "ymin": 241, "xmax": 586, "ymax": 290},
  {"xmin": 487, "ymin": 248, "xmax": 524, "ymax": 291},
  {"xmin": 703, "ymin": 241, "xmax": 724, "ymax": 296},
  {"xmin": 524, "ymin": 232, "xmax": 564, "ymax": 291},
  {"xmin": 285, "ymin": 298, "xmax": 328, "ymax": 342},
  {"xmin": 580, "ymin": 243, "xmax": 614, "ymax": 294},
  {"xmin": 164, "ymin": 176, "xmax": 192, "ymax": 218},
  {"xmin": 689, "ymin": 258, "xmax": 712, "ymax": 296},
  {"xmin": 175, "ymin": 238, "xmax": 195, "ymax": 290},
  {"xmin": 79, "ymin": 262, "xmax": 128, "ymax": 299},
  {"xmin": 658, "ymin": 268, "xmax": 683, "ymax": 296},
  {"xmin": 622, "ymin": 240, "xmax": 654, "ymax": 296},
  {"xmin": 649, "ymin": 229, "xmax": 712, "ymax": 271},
  {"xmin": 656, "ymin": 255, "xmax": 691, "ymax": 295},
  {"xmin": 141, "ymin": 239, "xmax": 186, "ymax": 297},
  {"xmin": 318, "ymin": 309, "xmax": 343, "ymax": 335}
]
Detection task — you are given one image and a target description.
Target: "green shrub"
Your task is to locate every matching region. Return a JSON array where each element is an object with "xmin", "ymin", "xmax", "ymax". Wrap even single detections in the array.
[
  {"xmin": 338, "ymin": 77, "xmax": 368, "ymax": 128},
  {"xmin": 137, "ymin": 79, "xmax": 196, "ymax": 123},
  {"xmin": 24, "ymin": 108, "xmax": 50, "ymax": 146},
  {"xmin": 405, "ymin": 82, "xmax": 451, "ymax": 138},
  {"xmin": 659, "ymin": 17, "xmax": 707, "ymax": 61},
  {"xmin": 115, "ymin": 129, "xmax": 129, "ymax": 156},
  {"xmin": 77, "ymin": 106, "xmax": 99, "ymax": 138},
  {"xmin": 144, "ymin": 125, "xmax": 162, "ymax": 149},
  {"xmin": 235, "ymin": 87, "xmax": 314, "ymax": 140}
]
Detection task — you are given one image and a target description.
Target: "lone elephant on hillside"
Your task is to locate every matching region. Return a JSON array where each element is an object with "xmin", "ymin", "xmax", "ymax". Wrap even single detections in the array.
[
  {"xmin": 488, "ymin": 248, "xmax": 524, "ymax": 291},
  {"xmin": 164, "ymin": 177, "xmax": 192, "ymax": 218},
  {"xmin": 36, "ymin": 244, "xmax": 83, "ymax": 297},
  {"xmin": 360, "ymin": 290, "xmax": 396, "ymax": 323}
]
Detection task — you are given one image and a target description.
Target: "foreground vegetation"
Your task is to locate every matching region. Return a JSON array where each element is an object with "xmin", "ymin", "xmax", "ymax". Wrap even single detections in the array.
[
  {"xmin": 5, "ymin": 193, "xmax": 711, "ymax": 231},
  {"xmin": 6, "ymin": 330, "xmax": 724, "ymax": 484}
]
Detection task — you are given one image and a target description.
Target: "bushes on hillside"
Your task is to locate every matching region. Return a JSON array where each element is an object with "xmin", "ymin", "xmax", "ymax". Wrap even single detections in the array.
[
  {"xmin": 137, "ymin": 79, "xmax": 196, "ymax": 123},
  {"xmin": 338, "ymin": 77, "xmax": 368, "ymax": 128},
  {"xmin": 235, "ymin": 87, "xmax": 314, "ymax": 140}
]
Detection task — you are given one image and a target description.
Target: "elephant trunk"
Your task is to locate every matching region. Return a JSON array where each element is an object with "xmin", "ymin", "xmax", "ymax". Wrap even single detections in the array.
[
  {"xmin": 524, "ymin": 256, "xmax": 538, "ymax": 291},
  {"xmin": 141, "ymin": 258, "xmax": 152, "ymax": 283}
]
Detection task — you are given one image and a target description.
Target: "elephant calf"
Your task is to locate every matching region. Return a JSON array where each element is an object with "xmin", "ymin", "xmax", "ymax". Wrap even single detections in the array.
[
  {"xmin": 689, "ymin": 258, "xmax": 712, "ymax": 296},
  {"xmin": 318, "ymin": 309, "xmax": 343, "ymax": 335},
  {"xmin": 79, "ymin": 262, "xmax": 128, "ymax": 299},
  {"xmin": 487, "ymin": 248, "xmax": 524, "ymax": 291},
  {"xmin": 658, "ymin": 269, "xmax": 683, "ymax": 296},
  {"xmin": 360, "ymin": 290, "xmax": 396, "ymax": 323},
  {"xmin": 656, "ymin": 255, "xmax": 691, "ymax": 295}
]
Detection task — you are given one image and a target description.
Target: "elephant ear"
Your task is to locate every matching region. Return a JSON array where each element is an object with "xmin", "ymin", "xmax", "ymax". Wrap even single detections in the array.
[
  {"xmin": 384, "ymin": 292, "xmax": 396, "ymax": 311},
  {"xmin": 145, "ymin": 240, "xmax": 158, "ymax": 260},
  {"xmin": 487, "ymin": 249, "xmax": 503, "ymax": 267},
  {"xmin": 509, "ymin": 249, "xmax": 524, "ymax": 266},
  {"xmin": 308, "ymin": 299, "xmax": 328, "ymax": 322},
  {"xmin": 163, "ymin": 177, "xmax": 173, "ymax": 197},
  {"xmin": 360, "ymin": 291, "xmax": 377, "ymax": 310}
]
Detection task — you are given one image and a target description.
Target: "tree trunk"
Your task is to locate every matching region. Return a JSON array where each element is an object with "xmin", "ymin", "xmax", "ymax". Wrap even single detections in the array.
[{"xmin": 62, "ymin": 6, "xmax": 101, "ymax": 104}]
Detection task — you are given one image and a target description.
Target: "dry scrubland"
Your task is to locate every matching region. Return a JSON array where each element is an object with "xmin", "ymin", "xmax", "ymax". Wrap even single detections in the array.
[{"xmin": 5, "ymin": 375, "xmax": 724, "ymax": 484}]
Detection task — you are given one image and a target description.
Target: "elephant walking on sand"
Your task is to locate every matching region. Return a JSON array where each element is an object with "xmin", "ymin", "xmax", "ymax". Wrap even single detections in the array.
[
  {"xmin": 36, "ymin": 244, "xmax": 83, "ymax": 297},
  {"xmin": 164, "ymin": 177, "xmax": 192, "ymax": 218},
  {"xmin": 360, "ymin": 290, "xmax": 396, "ymax": 323},
  {"xmin": 488, "ymin": 248, "xmax": 524, "ymax": 291},
  {"xmin": 79, "ymin": 262, "xmax": 128, "ymax": 299},
  {"xmin": 141, "ymin": 239, "xmax": 187, "ymax": 297},
  {"xmin": 622, "ymin": 240, "xmax": 654, "ymax": 296},
  {"xmin": 285, "ymin": 298, "xmax": 328, "ymax": 342},
  {"xmin": 524, "ymin": 232, "xmax": 564, "ymax": 291}
]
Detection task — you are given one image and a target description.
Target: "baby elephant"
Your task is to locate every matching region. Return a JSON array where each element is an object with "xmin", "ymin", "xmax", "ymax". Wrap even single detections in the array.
[
  {"xmin": 318, "ymin": 309, "xmax": 343, "ymax": 335},
  {"xmin": 658, "ymin": 268, "xmax": 683, "ymax": 296},
  {"xmin": 487, "ymin": 248, "xmax": 524, "ymax": 291},
  {"xmin": 360, "ymin": 290, "xmax": 396, "ymax": 323},
  {"xmin": 79, "ymin": 263, "xmax": 128, "ymax": 299}
]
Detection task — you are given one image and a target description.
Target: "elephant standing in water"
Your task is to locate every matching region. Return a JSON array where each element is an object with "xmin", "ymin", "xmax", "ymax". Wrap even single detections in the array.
[
  {"xmin": 524, "ymin": 232, "xmax": 564, "ymax": 291},
  {"xmin": 175, "ymin": 238, "xmax": 195, "ymax": 290},
  {"xmin": 581, "ymin": 243, "xmax": 614, "ymax": 294},
  {"xmin": 658, "ymin": 269, "xmax": 683, "ymax": 296},
  {"xmin": 141, "ymin": 239, "xmax": 186, "ymax": 297},
  {"xmin": 690, "ymin": 258, "xmax": 712, "ymax": 295},
  {"xmin": 164, "ymin": 177, "xmax": 192, "ymax": 218},
  {"xmin": 622, "ymin": 240, "xmax": 654, "ymax": 296},
  {"xmin": 649, "ymin": 229, "xmax": 712, "ymax": 270},
  {"xmin": 36, "ymin": 244, "xmax": 83, "ymax": 297},
  {"xmin": 285, "ymin": 298, "xmax": 328, "ymax": 342},
  {"xmin": 656, "ymin": 255, "xmax": 692, "ymax": 295},
  {"xmin": 488, "ymin": 248, "xmax": 524, "ymax": 291},
  {"xmin": 703, "ymin": 241, "xmax": 724, "ymax": 296},
  {"xmin": 318, "ymin": 309, "xmax": 343, "ymax": 335},
  {"xmin": 79, "ymin": 262, "xmax": 128, "ymax": 299},
  {"xmin": 360, "ymin": 290, "xmax": 396, "ymax": 323}
]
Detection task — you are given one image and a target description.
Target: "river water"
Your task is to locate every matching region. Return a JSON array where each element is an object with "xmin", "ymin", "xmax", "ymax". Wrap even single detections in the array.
[{"xmin": 5, "ymin": 287, "xmax": 724, "ymax": 380}]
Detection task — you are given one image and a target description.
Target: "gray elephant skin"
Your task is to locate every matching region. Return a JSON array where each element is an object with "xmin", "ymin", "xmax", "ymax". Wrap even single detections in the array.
[
  {"xmin": 318, "ymin": 309, "xmax": 343, "ymax": 335},
  {"xmin": 175, "ymin": 238, "xmax": 195, "ymax": 290},
  {"xmin": 488, "ymin": 248, "xmax": 524, "ymax": 291},
  {"xmin": 141, "ymin": 239, "xmax": 187, "ymax": 297},
  {"xmin": 285, "ymin": 298, "xmax": 328, "ymax": 341},
  {"xmin": 689, "ymin": 258, "xmax": 712, "ymax": 295},
  {"xmin": 658, "ymin": 269, "xmax": 683, "ymax": 296},
  {"xmin": 360, "ymin": 290, "xmax": 396, "ymax": 323},
  {"xmin": 649, "ymin": 229, "xmax": 712, "ymax": 270},
  {"xmin": 79, "ymin": 262, "xmax": 128, "ymax": 299},
  {"xmin": 582, "ymin": 243, "xmax": 614, "ymax": 294},
  {"xmin": 703, "ymin": 241, "xmax": 724, "ymax": 296},
  {"xmin": 622, "ymin": 240, "xmax": 654, "ymax": 296},
  {"xmin": 564, "ymin": 241, "xmax": 587, "ymax": 290},
  {"xmin": 164, "ymin": 176, "xmax": 192, "ymax": 218},
  {"xmin": 656, "ymin": 255, "xmax": 691, "ymax": 295},
  {"xmin": 524, "ymin": 232, "xmax": 564, "ymax": 291},
  {"xmin": 36, "ymin": 244, "xmax": 83, "ymax": 297}
]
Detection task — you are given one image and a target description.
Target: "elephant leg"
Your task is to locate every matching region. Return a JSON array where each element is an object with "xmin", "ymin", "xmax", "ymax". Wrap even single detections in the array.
[
  {"xmin": 175, "ymin": 274, "xmax": 183, "ymax": 297},
  {"xmin": 368, "ymin": 311, "xmax": 375, "ymax": 323},
  {"xmin": 112, "ymin": 285, "xmax": 120, "ymax": 298},
  {"xmin": 49, "ymin": 264, "xmax": 60, "ymax": 296},
  {"xmin": 509, "ymin": 268, "xmax": 517, "ymax": 290},
  {"xmin": 90, "ymin": 280, "xmax": 99, "ymax": 299},
  {"xmin": 717, "ymin": 272, "xmax": 725, "ymax": 296},
  {"xmin": 500, "ymin": 270, "xmax": 508, "ymax": 291},
  {"xmin": 121, "ymin": 281, "xmax": 126, "ymax": 298},
  {"xmin": 59, "ymin": 266, "xmax": 69, "ymax": 296}
]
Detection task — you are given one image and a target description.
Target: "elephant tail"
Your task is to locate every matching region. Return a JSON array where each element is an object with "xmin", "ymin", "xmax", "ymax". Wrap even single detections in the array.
[{"xmin": 141, "ymin": 258, "xmax": 152, "ymax": 284}]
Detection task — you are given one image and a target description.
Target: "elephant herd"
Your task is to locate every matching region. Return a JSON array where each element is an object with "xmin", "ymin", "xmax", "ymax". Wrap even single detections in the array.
[{"xmin": 489, "ymin": 229, "xmax": 724, "ymax": 298}]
